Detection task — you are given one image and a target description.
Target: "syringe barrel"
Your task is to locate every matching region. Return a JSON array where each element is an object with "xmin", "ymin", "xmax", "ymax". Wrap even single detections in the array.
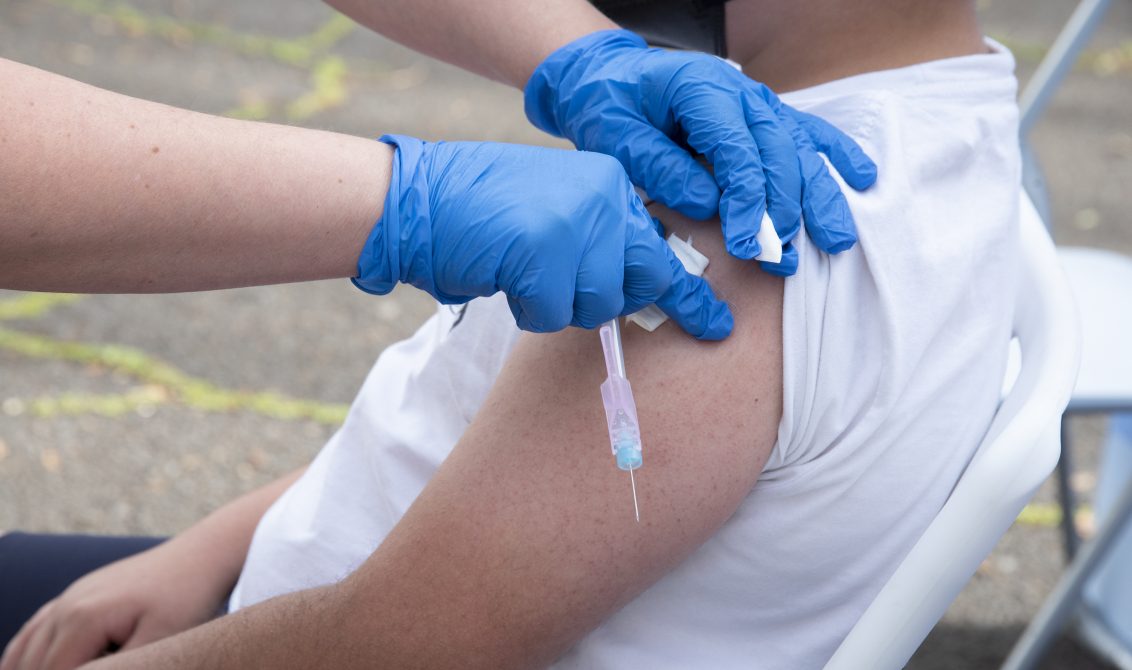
[{"xmin": 599, "ymin": 320, "xmax": 627, "ymax": 378}]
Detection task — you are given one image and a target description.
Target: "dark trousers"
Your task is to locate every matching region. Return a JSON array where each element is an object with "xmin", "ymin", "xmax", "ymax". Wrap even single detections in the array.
[{"xmin": 0, "ymin": 532, "xmax": 165, "ymax": 652}]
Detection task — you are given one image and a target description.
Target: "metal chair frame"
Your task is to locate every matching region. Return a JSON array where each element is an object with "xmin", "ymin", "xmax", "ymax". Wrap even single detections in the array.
[{"xmin": 1005, "ymin": 1, "xmax": 1132, "ymax": 667}]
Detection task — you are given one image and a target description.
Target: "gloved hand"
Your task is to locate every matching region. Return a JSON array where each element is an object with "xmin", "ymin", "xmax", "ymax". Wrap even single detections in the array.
[
  {"xmin": 354, "ymin": 135, "xmax": 733, "ymax": 339},
  {"xmin": 524, "ymin": 29, "xmax": 878, "ymax": 276}
]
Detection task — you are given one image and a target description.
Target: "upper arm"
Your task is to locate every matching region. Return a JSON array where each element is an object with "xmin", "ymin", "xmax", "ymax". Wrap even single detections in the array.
[{"xmin": 343, "ymin": 206, "xmax": 784, "ymax": 668}]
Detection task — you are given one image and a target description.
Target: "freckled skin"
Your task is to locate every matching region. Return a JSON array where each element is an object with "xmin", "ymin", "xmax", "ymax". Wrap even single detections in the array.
[
  {"xmin": 105, "ymin": 203, "xmax": 785, "ymax": 670},
  {"xmin": 327, "ymin": 203, "xmax": 784, "ymax": 668}
]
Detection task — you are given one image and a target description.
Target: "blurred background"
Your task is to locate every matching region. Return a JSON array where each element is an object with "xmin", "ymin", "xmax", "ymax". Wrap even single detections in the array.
[{"xmin": 0, "ymin": 0, "xmax": 1129, "ymax": 667}]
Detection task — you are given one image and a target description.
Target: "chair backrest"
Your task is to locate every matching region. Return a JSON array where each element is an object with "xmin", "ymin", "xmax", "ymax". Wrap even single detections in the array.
[{"xmin": 823, "ymin": 192, "xmax": 1082, "ymax": 670}]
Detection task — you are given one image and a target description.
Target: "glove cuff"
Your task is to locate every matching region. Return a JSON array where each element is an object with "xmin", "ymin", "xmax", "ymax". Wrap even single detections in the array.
[
  {"xmin": 352, "ymin": 134, "xmax": 427, "ymax": 296},
  {"xmin": 523, "ymin": 29, "xmax": 648, "ymax": 137}
]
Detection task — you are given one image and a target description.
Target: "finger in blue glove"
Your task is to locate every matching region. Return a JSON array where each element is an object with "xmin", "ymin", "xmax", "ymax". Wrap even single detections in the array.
[
  {"xmin": 525, "ymin": 29, "xmax": 879, "ymax": 278},
  {"xmin": 653, "ymin": 243, "xmax": 734, "ymax": 341},
  {"xmin": 353, "ymin": 134, "xmax": 733, "ymax": 339}
]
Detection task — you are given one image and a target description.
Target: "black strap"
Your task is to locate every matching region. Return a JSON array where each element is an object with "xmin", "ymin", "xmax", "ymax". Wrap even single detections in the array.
[{"xmin": 589, "ymin": 0, "xmax": 728, "ymax": 57}]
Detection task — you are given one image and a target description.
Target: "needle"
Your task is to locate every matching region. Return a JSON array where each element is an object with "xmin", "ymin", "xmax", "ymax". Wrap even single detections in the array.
[{"xmin": 630, "ymin": 468, "xmax": 640, "ymax": 523}]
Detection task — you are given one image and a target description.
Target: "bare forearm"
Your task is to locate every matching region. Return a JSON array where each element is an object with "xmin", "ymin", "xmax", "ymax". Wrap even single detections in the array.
[
  {"xmin": 325, "ymin": 0, "xmax": 615, "ymax": 87},
  {"xmin": 0, "ymin": 57, "xmax": 392, "ymax": 293},
  {"xmin": 83, "ymin": 582, "xmax": 344, "ymax": 670},
  {"xmin": 163, "ymin": 467, "xmax": 307, "ymax": 597}
]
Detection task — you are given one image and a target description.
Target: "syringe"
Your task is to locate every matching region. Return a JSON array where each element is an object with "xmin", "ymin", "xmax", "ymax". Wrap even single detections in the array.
[{"xmin": 599, "ymin": 318, "xmax": 642, "ymax": 522}]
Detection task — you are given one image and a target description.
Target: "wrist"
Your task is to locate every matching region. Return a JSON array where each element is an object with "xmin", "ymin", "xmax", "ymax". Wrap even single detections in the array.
[
  {"xmin": 352, "ymin": 134, "xmax": 429, "ymax": 298},
  {"xmin": 155, "ymin": 532, "xmax": 244, "ymax": 601},
  {"xmin": 523, "ymin": 29, "xmax": 649, "ymax": 137}
]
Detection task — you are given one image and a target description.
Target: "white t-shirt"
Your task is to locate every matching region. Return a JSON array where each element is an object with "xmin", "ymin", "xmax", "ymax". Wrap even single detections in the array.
[{"xmin": 230, "ymin": 42, "xmax": 1021, "ymax": 669}]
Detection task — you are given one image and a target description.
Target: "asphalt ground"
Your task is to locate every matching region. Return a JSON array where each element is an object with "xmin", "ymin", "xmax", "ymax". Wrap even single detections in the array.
[{"xmin": 1, "ymin": 0, "xmax": 1130, "ymax": 667}]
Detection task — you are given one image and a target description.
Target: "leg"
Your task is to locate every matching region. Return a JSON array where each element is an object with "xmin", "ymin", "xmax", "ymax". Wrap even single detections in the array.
[{"xmin": 0, "ymin": 532, "xmax": 165, "ymax": 650}]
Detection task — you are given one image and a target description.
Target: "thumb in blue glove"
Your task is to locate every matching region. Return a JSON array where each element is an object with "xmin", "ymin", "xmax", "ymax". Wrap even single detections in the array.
[{"xmin": 353, "ymin": 135, "xmax": 733, "ymax": 340}]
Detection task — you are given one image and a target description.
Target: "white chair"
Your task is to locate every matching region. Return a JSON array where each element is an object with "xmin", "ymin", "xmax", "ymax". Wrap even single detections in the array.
[
  {"xmin": 822, "ymin": 192, "xmax": 1083, "ymax": 670},
  {"xmin": 999, "ymin": 248, "xmax": 1132, "ymax": 670},
  {"xmin": 998, "ymin": 0, "xmax": 1132, "ymax": 663}
]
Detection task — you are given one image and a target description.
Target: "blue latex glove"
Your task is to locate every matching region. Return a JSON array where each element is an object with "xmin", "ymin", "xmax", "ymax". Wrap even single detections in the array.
[
  {"xmin": 525, "ymin": 29, "xmax": 878, "ymax": 276},
  {"xmin": 354, "ymin": 135, "xmax": 733, "ymax": 339}
]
